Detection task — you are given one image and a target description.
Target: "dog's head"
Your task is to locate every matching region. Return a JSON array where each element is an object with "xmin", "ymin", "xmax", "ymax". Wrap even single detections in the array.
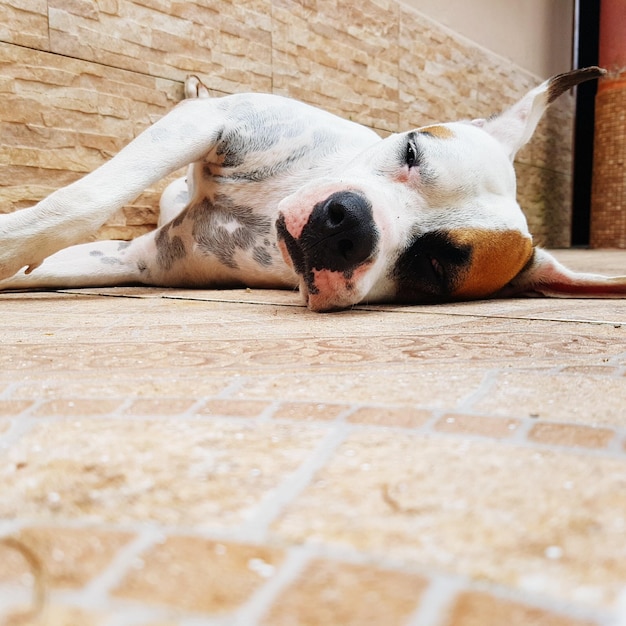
[{"xmin": 277, "ymin": 67, "xmax": 625, "ymax": 311}]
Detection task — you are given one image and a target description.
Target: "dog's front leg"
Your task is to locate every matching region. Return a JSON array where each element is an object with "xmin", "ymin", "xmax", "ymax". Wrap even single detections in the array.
[{"xmin": 0, "ymin": 97, "xmax": 223, "ymax": 281}]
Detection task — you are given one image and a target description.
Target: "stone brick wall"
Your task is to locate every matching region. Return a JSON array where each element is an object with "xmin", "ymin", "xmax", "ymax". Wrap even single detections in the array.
[{"xmin": 1, "ymin": 0, "xmax": 575, "ymax": 246}]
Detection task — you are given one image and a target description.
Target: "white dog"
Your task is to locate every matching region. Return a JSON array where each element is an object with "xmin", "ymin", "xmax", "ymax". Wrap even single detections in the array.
[{"xmin": 1, "ymin": 66, "xmax": 624, "ymax": 311}]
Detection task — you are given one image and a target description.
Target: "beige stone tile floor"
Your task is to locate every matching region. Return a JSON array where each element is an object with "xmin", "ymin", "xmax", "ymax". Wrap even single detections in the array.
[{"xmin": 0, "ymin": 249, "xmax": 625, "ymax": 625}]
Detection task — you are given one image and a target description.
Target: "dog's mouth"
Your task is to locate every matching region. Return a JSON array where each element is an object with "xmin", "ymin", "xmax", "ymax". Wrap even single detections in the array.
[
  {"xmin": 276, "ymin": 191, "xmax": 380, "ymax": 312},
  {"xmin": 276, "ymin": 214, "xmax": 328, "ymax": 311}
]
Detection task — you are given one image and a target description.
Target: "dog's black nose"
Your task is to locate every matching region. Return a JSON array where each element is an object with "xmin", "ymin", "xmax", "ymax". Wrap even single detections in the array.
[{"xmin": 304, "ymin": 191, "xmax": 378, "ymax": 273}]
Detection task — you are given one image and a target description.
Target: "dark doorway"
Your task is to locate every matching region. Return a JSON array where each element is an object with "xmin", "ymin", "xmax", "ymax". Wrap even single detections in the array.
[{"xmin": 571, "ymin": 0, "xmax": 600, "ymax": 246}]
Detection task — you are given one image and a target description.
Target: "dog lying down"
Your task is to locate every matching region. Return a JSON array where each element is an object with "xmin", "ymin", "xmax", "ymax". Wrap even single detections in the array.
[{"xmin": 0, "ymin": 66, "xmax": 624, "ymax": 311}]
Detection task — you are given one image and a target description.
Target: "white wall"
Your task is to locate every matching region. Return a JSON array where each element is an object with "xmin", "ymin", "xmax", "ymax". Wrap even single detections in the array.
[{"xmin": 403, "ymin": 0, "xmax": 574, "ymax": 78}]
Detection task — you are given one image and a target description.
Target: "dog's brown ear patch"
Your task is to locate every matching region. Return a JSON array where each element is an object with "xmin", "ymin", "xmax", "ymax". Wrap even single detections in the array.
[
  {"xmin": 497, "ymin": 248, "xmax": 626, "ymax": 298},
  {"xmin": 417, "ymin": 125, "xmax": 455, "ymax": 139},
  {"xmin": 451, "ymin": 229, "xmax": 533, "ymax": 299}
]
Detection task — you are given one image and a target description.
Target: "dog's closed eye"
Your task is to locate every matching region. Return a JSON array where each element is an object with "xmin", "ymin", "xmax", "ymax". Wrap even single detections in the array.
[{"xmin": 405, "ymin": 137, "xmax": 421, "ymax": 169}]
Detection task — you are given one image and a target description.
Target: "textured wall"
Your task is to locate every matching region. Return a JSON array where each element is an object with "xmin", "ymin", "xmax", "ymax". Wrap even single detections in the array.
[
  {"xmin": 0, "ymin": 0, "xmax": 575, "ymax": 246},
  {"xmin": 591, "ymin": 80, "xmax": 626, "ymax": 247},
  {"xmin": 404, "ymin": 0, "xmax": 574, "ymax": 78}
]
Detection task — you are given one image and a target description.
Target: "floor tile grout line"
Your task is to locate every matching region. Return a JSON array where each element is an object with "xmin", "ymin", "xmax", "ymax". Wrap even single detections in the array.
[
  {"xmin": 77, "ymin": 526, "xmax": 167, "ymax": 604},
  {"xmin": 214, "ymin": 396, "xmax": 625, "ymax": 451},
  {"xmin": 507, "ymin": 414, "xmax": 537, "ymax": 443},
  {"xmin": 1, "ymin": 358, "xmax": 621, "ymax": 392},
  {"xmin": 343, "ymin": 419, "xmax": 626, "ymax": 459},
  {"xmin": 4, "ymin": 410, "xmax": 624, "ymax": 460},
  {"xmin": 176, "ymin": 396, "xmax": 221, "ymax": 419},
  {"xmin": 0, "ymin": 383, "xmax": 19, "ymax": 401},
  {"xmin": 113, "ymin": 397, "xmax": 135, "ymax": 416},
  {"xmin": 507, "ymin": 415, "xmax": 626, "ymax": 451},
  {"xmin": 606, "ymin": 428, "xmax": 626, "ymax": 455},
  {"xmin": 0, "ymin": 516, "xmax": 280, "ymax": 546},
  {"xmin": 0, "ymin": 416, "xmax": 39, "ymax": 459},
  {"xmin": 235, "ymin": 424, "xmax": 352, "ymax": 543},
  {"xmin": 464, "ymin": 578, "xmax": 620, "ymax": 625},
  {"xmin": 334, "ymin": 404, "xmax": 361, "ymax": 423},
  {"xmin": 406, "ymin": 573, "xmax": 465, "ymax": 626},
  {"xmin": 410, "ymin": 407, "xmax": 451, "ymax": 438},
  {"xmin": 451, "ymin": 368, "xmax": 501, "ymax": 412},
  {"xmin": 233, "ymin": 544, "xmax": 314, "ymax": 626},
  {"xmin": 45, "ymin": 288, "xmax": 626, "ymax": 325},
  {"xmin": 52, "ymin": 592, "xmax": 174, "ymax": 626},
  {"xmin": 10, "ymin": 397, "xmax": 626, "ymax": 459},
  {"xmin": 406, "ymin": 566, "xmax": 619, "ymax": 626},
  {"xmin": 613, "ymin": 590, "xmax": 626, "ymax": 626},
  {"xmin": 3, "ymin": 396, "xmax": 46, "ymax": 419},
  {"xmin": 256, "ymin": 399, "xmax": 283, "ymax": 423},
  {"xmin": 355, "ymin": 306, "xmax": 626, "ymax": 326},
  {"xmin": 0, "ymin": 519, "xmax": 28, "ymax": 538},
  {"xmin": 214, "ymin": 375, "xmax": 250, "ymax": 399},
  {"xmin": 0, "ymin": 586, "xmax": 33, "ymax": 618}
]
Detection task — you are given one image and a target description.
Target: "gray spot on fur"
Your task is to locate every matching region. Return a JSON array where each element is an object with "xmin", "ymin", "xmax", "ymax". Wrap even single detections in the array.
[
  {"xmin": 89, "ymin": 250, "xmax": 104, "ymax": 257},
  {"xmin": 187, "ymin": 195, "xmax": 272, "ymax": 269},
  {"xmin": 207, "ymin": 128, "xmax": 338, "ymax": 184},
  {"xmin": 117, "ymin": 241, "xmax": 131, "ymax": 251},
  {"xmin": 171, "ymin": 211, "xmax": 186, "ymax": 228},
  {"xmin": 213, "ymin": 100, "xmax": 310, "ymax": 169},
  {"xmin": 156, "ymin": 224, "xmax": 186, "ymax": 271},
  {"xmin": 253, "ymin": 246, "xmax": 273, "ymax": 267},
  {"xmin": 224, "ymin": 145, "xmax": 310, "ymax": 182},
  {"xmin": 149, "ymin": 127, "xmax": 169, "ymax": 143},
  {"xmin": 100, "ymin": 256, "xmax": 122, "ymax": 265}
]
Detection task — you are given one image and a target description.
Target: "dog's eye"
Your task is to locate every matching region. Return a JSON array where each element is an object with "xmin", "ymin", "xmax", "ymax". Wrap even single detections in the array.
[{"xmin": 406, "ymin": 141, "xmax": 419, "ymax": 169}]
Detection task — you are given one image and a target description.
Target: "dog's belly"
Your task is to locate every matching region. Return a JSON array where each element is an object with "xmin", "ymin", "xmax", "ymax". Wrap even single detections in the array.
[
  {"xmin": 150, "ymin": 97, "xmax": 382, "ymax": 289},
  {"xmin": 150, "ymin": 189, "xmax": 296, "ymax": 288}
]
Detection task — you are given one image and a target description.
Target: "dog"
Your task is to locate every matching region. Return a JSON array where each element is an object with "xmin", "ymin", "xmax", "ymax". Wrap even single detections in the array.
[{"xmin": 1, "ymin": 66, "xmax": 624, "ymax": 311}]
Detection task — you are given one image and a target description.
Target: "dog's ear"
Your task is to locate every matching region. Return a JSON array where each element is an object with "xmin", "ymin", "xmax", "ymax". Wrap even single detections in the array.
[
  {"xmin": 472, "ymin": 67, "xmax": 606, "ymax": 160},
  {"xmin": 498, "ymin": 248, "xmax": 626, "ymax": 298}
]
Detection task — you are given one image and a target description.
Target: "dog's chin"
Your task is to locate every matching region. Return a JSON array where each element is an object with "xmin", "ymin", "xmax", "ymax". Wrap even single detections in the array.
[{"xmin": 297, "ymin": 279, "xmax": 359, "ymax": 312}]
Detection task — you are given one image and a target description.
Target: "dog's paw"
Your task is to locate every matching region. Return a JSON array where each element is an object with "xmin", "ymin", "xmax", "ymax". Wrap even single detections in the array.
[
  {"xmin": 184, "ymin": 75, "xmax": 210, "ymax": 100},
  {"xmin": 0, "ymin": 215, "xmax": 46, "ymax": 282},
  {"xmin": 0, "ymin": 252, "xmax": 36, "ymax": 283}
]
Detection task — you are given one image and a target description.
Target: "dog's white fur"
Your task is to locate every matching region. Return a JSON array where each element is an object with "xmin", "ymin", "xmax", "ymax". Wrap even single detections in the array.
[{"xmin": 1, "ymin": 67, "xmax": 624, "ymax": 311}]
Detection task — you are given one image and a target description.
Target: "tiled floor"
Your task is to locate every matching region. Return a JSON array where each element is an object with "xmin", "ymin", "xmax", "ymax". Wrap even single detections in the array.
[{"xmin": 0, "ymin": 249, "xmax": 625, "ymax": 626}]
